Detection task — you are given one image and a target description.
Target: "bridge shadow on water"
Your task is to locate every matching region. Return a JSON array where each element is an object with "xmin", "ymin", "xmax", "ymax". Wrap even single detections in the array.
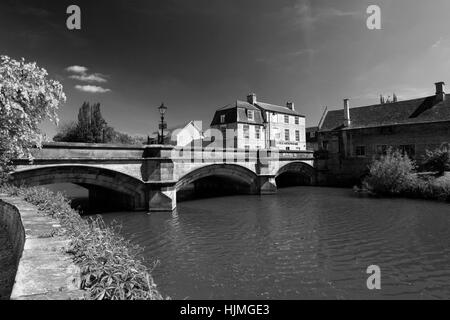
[{"xmin": 41, "ymin": 168, "xmax": 314, "ymax": 214}]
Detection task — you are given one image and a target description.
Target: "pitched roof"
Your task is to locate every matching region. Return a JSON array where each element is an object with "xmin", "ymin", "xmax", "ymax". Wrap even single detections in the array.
[
  {"xmin": 319, "ymin": 94, "xmax": 450, "ymax": 131},
  {"xmin": 255, "ymin": 102, "xmax": 304, "ymax": 117}
]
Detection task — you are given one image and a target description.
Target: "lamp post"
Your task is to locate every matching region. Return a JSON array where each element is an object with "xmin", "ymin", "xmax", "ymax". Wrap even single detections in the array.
[{"xmin": 158, "ymin": 102, "xmax": 167, "ymax": 144}]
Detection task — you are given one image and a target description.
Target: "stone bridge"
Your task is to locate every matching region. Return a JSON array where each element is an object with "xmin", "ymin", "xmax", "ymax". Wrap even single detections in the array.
[{"xmin": 11, "ymin": 142, "xmax": 315, "ymax": 212}]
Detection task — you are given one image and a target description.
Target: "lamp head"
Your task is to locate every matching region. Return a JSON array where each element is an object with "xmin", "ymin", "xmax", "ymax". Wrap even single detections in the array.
[{"xmin": 158, "ymin": 103, "xmax": 167, "ymax": 115}]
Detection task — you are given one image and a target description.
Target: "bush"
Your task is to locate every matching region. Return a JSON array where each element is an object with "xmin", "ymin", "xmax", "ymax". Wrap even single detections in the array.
[
  {"xmin": 363, "ymin": 149, "xmax": 415, "ymax": 195},
  {"xmin": 421, "ymin": 144, "xmax": 450, "ymax": 175},
  {"xmin": 0, "ymin": 185, "xmax": 163, "ymax": 300}
]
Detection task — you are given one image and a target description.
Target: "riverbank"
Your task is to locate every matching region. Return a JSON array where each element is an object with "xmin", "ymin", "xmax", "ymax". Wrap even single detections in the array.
[{"xmin": 0, "ymin": 185, "xmax": 163, "ymax": 300}]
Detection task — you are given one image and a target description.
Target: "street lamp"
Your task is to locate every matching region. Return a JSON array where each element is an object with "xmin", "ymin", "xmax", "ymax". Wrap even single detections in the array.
[{"xmin": 158, "ymin": 103, "xmax": 167, "ymax": 144}]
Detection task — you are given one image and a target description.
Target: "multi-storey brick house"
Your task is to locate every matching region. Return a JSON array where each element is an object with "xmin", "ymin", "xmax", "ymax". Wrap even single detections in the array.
[
  {"xmin": 316, "ymin": 82, "xmax": 450, "ymax": 185},
  {"xmin": 210, "ymin": 93, "xmax": 306, "ymax": 150}
]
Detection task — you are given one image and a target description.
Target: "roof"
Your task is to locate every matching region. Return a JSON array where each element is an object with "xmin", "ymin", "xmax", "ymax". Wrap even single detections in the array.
[
  {"xmin": 255, "ymin": 101, "xmax": 304, "ymax": 117},
  {"xmin": 217, "ymin": 100, "xmax": 261, "ymax": 111},
  {"xmin": 319, "ymin": 94, "xmax": 450, "ymax": 132},
  {"xmin": 306, "ymin": 126, "xmax": 319, "ymax": 132},
  {"xmin": 210, "ymin": 101, "xmax": 265, "ymax": 126}
]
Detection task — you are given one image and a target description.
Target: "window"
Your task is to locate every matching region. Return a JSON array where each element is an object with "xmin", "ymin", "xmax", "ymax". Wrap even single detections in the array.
[
  {"xmin": 310, "ymin": 131, "xmax": 315, "ymax": 138},
  {"xmin": 356, "ymin": 146, "xmax": 366, "ymax": 157},
  {"xmin": 295, "ymin": 130, "xmax": 300, "ymax": 142},
  {"xmin": 399, "ymin": 145, "xmax": 415, "ymax": 158},
  {"xmin": 322, "ymin": 141, "xmax": 329, "ymax": 150},
  {"xmin": 284, "ymin": 129, "xmax": 290, "ymax": 141},
  {"xmin": 286, "ymin": 147, "xmax": 290, "ymax": 151},
  {"xmin": 221, "ymin": 128, "xmax": 226, "ymax": 142},
  {"xmin": 247, "ymin": 110, "xmax": 254, "ymax": 121},
  {"xmin": 295, "ymin": 116, "xmax": 299, "ymax": 125},
  {"xmin": 220, "ymin": 114, "xmax": 225, "ymax": 123},
  {"xmin": 255, "ymin": 127, "xmax": 260, "ymax": 139},
  {"xmin": 284, "ymin": 115, "xmax": 289, "ymax": 124},
  {"xmin": 376, "ymin": 145, "xmax": 388, "ymax": 155},
  {"xmin": 245, "ymin": 145, "xmax": 250, "ymax": 151},
  {"xmin": 243, "ymin": 124, "xmax": 249, "ymax": 139}
]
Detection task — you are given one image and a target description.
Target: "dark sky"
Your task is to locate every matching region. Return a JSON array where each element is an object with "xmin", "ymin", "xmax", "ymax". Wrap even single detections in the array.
[{"xmin": 1, "ymin": 0, "xmax": 450, "ymax": 137}]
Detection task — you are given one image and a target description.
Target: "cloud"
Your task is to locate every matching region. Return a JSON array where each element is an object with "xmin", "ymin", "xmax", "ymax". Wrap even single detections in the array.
[
  {"xmin": 75, "ymin": 85, "xmax": 111, "ymax": 93},
  {"xmin": 431, "ymin": 37, "xmax": 445, "ymax": 49},
  {"xmin": 65, "ymin": 65, "xmax": 88, "ymax": 74},
  {"xmin": 69, "ymin": 73, "xmax": 107, "ymax": 83},
  {"xmin": 66, "ymin": 65, "xmax": 110, "ymax": 88}
]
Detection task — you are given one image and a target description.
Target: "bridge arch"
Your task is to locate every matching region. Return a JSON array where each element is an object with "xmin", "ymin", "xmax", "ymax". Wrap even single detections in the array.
[
  {"xmin": 11, "ymin": 165, "xmax": 147, "ymax": 211},
  {"xmin": 175, "ymin": 164, "xmax": 259, "ymax": 198},
  {"xmin": 275, "ymin": 161, "xmax": 316, "ymax": 186}
]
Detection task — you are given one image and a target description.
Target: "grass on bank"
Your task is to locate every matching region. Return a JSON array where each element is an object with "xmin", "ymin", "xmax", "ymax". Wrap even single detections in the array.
[
  {"xmin": 0, "ymin": 185, "xmax": 164, "ymax": 300},
  {"xmin": 361, "ymin": 148, "xmax": 450, "ymax": 202}
]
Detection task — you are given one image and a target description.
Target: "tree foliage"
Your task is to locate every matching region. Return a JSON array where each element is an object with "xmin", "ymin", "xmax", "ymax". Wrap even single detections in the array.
[
  {"xmin": 54, "ymin": 102, "xmax": 145, "ymax": 145},
  {"xmin": 0, "ymin": 55, "xmax": 66, "ymax": 180}
]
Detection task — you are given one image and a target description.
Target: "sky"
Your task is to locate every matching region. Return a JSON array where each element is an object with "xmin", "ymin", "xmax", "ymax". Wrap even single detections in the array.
[{"xmin": 1, "ymin": 0, "xmax": 450, "ymax": 138}]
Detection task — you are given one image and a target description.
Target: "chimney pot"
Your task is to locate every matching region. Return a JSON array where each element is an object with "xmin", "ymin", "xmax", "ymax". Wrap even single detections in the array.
[
  {"xmin": 435, "ymin": 82, "xmax": 446, "ymax": 102},
  {"xmin": 344, "ymin": 99, "xmax": 351, "ymax": 127},
  {"xmin": 247, "ymin": 93, "xmax": 257, "ymax": 104},
  {"xmin": 286, "ymin": 102, "xmax": 295, "ymax": 110}
]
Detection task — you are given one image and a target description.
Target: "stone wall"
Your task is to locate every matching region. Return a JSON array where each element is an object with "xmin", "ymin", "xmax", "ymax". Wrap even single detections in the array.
[{"xmin": 0, "ymin": 195, "xmax": 83, "ymax": 300}]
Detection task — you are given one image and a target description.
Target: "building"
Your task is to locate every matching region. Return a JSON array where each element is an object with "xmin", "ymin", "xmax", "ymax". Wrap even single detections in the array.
[
  {"xmin": 316, "ymin": 81, "xmax": 450, "ymax": 185},
  {"xmin": 210, "ymin": 93, "xmax": 306, "ymax": 150},
  {"xmin": 170, "ymin": 121, "xmax": 204, "ymax": 147},
  {"xmin": 148, "ymin": 121, "xmax": 204, "ymax": 146},
  {"xmin": 306, "ymin": 126, "xmax": 319, "ymax": 151}
]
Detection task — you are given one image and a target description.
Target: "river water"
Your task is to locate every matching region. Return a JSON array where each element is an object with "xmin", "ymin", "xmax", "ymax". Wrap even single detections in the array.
[{"xmin": 98, "ymin": 187, "xmax": 450, "ymax": 299}]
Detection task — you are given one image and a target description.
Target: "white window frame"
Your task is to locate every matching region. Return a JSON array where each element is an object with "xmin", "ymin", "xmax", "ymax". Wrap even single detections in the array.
[
  {"xmin": 247, "ymin": 110, "xmax": 254, "ymax": 121},
  {"xmin": 284, "ymin": 129, "xmax": 290, "ymax": 141},
  {"xmin": 220, "ymin": 114, "xmax": 225, "ymax": 123},
  {"xmin": 243, "ymin": 124, "xmax": 249, "ymax": 139}
]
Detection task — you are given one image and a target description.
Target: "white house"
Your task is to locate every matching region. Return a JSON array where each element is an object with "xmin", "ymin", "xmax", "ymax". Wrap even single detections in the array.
[{"xmin": 170, "ymin": 120, "xmax": 204, "ymax": 147}]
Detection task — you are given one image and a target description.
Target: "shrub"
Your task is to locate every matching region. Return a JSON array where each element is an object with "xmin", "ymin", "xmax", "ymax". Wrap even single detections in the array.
[
  {"xmin": 0, "ymin": 185, "xmax": 163, "ymax": 300},
  {"xmin": 421, "ymin": 144, "xmax": 450, "ymax": 175},
  {"xmin": 363, "ymin": 149, "xmax": 415, "ymax": 195}
]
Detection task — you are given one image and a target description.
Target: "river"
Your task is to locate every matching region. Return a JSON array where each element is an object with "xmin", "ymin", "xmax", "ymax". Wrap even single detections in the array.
[{"xmin": 94, "ymin": 187, "xmax": 450, "ymax": 299}]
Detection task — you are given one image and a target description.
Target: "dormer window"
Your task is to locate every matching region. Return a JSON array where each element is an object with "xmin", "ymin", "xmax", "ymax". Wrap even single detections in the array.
[
  {"xmin": 247, "ymin": 110, "xmax": 254, "ymax": 121},
  {"xmin": 220, "ymin": 114, "xmax": 226, "ymax": 123}
]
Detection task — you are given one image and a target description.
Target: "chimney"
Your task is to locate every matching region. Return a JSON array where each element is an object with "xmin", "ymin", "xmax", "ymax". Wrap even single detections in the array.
[
  {"xmin": 344, "ymin": 99, "xmax": 351, "ymax": 127},
  {"xmin": 435, "ymin": 82, "xmax": 446, "ymax": 102},
  {"xmin": 286, "ymin": 102, "xmax": 295, "ymax": 111},
  {"xmin": 247, "ymin": 93, "xmax": 257, "ymax": 104}
]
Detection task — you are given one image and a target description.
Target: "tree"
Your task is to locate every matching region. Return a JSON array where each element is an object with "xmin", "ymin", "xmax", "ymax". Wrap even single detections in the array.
[
  {"xmin": 0, "ymin": 55, "xmax": 66, "ymax": 181},
  {"xmin": 53, "ymin": 121, "xmax": 79, "ymax": 142},
  {"xmin": 393, "ymin": 93, "xmax": 398, "ymax": 103},
  {"xmin": 54, "ymin": 103, "xmax": 145, "ymax": 145},
  {"xmin": 66, "ymin": 102, "xmax": 108, "ymax": 143}
]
